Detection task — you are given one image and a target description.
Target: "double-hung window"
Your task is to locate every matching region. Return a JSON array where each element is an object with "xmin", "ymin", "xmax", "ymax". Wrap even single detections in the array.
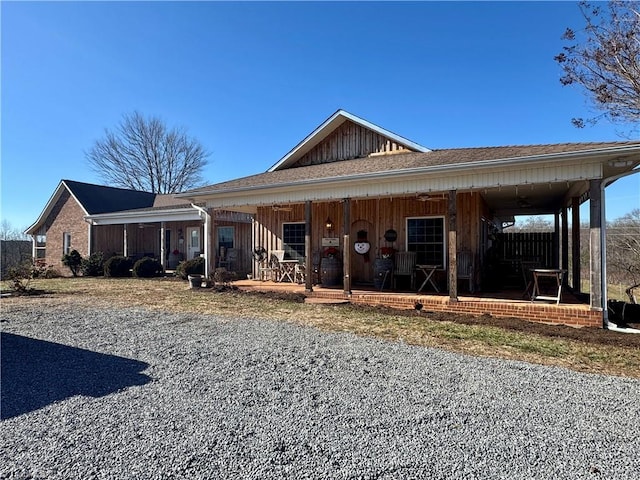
[
  {"xmin": 282, "ymin": 223, "xmax": 305, "ymax": 260},
  {"xmin": 63, "ymin": 232, "xmax": 72, "ymax": 255},
  {"xmin": 406, "ymin": 217, "xmax": 445, "ymax": 266},
  {"xmin": 35, "ymin": 234, "xmax": 46, "ymax": 260}
]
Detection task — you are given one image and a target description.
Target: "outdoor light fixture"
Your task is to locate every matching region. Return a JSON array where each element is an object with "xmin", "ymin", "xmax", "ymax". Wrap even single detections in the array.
[{"xmin": 325, "ymin": 217, "xmax": 334, "ymax": 230}]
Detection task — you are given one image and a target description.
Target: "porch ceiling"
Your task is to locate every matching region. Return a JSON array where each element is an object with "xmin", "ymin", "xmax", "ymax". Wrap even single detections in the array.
[{"xmin": 481, "ymin": 181, "xmax": 584, "ymax": 217}]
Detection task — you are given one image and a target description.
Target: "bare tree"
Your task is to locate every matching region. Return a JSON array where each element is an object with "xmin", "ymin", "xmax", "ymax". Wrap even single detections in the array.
[
  {"xmin": 555, "ymin": 1, "xmax": 640, "ymax": 128},
  {"xmin": 606, "ymin": 208, "xmax": 640, "ymax": 301},
  {"xmin": 87, "ymin": 112, "xmax": 209, "ymax": 193},
  {"xmin": 0, "ymin": 220, "xmax": 30, "ymax": 240}
]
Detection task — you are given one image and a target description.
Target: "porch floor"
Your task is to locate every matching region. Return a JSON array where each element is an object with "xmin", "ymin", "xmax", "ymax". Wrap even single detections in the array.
[{"xmin": 232, "ymin": 279, "xmax": 601, "ymax": 328}]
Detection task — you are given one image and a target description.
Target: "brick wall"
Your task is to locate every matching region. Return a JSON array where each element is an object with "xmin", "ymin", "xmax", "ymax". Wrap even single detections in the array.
[
  {"xmin": 306, "ymin": 290, "xmax": 603, "ymax": 328},
  {"xmin": 43, "ymin": 190, "xmax": 89, "ymax": 275}
]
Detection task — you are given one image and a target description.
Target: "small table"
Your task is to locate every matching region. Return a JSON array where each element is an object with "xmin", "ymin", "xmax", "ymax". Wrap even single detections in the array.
[
  {"xmin": 416, "ymin": 265, "xmax": 440, "ymax": 293},
  {"xmin": 278, "ymin": 260, "xmax": 299, "ymax": 283},
  {"xmin": 531, "ymin": 269, "xmax": 566, "ymax": 305}
]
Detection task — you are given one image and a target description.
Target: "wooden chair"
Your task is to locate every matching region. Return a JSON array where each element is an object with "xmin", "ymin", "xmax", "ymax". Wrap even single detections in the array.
[
  {"xmin": 259, "ymin": 252, "xmax": 280, "ymax": 281},
  {"xmin": 457, "ymin": 250, "xmax": 475, "ymax": 293},
  {"xmin": 393, "ymin": 251, "xmax": 417, "ymax": 290},
  {"xmin": 219, "ymin": 248, "xmax": 238, "ymax": 271}
]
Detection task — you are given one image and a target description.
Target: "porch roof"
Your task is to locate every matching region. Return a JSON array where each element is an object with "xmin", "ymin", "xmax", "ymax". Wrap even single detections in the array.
[{"xmin": 177, "ymin": 141, "xmax": 640, "ymax": 213}]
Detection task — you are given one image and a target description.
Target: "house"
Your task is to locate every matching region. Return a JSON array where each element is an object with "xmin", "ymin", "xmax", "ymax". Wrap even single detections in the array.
[
  {"xmin": 25, "ymin": 180, "xmax": 156, "ymax": 272},
  {"xmin": 25, "ymin": 180, "xmax": 253, "ymax": 275},
  {"xmin": 176, "ymin": 109, "xmax": 640, "ymax": 327}
]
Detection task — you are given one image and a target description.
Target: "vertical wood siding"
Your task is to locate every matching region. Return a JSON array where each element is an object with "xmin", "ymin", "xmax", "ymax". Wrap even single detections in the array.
[
  {"xmin": 251, "ymin": 193, "xmax": 485, "ymax": 285},
  {"xmin": 292, "ymin": 120, "xmax": 410, "ymax": 167}
]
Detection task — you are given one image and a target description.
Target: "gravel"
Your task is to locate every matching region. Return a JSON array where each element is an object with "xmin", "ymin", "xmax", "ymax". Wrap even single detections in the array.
[{"xmin": 1, "ymin": 301, "xmax": 639, "ymax": 480}]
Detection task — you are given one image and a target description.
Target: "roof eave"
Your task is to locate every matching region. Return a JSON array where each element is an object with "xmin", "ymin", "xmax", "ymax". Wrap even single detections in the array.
[
  {"xmin": 86, "ymin": 206, "xmax": 202, "ymax": 225},
  {"xmin": 184, "ymin": 143, "xmax": 640, "ymax": 201}
]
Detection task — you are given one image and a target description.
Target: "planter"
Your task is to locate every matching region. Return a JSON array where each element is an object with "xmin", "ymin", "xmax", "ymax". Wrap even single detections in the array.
[
  {"xmin": 321, "ymin": 256, "xmax": 342, "ymax": 287},
  {"xmin": 373, "ymin": 258, "xmax": 394, "ymax": 290},
  {"xmin": 188, "ymin": 274, "xmax": 203, "ymax": 289}
]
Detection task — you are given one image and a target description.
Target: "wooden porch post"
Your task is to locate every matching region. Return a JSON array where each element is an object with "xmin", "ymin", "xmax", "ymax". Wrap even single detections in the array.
[
  {"xmin": 553, "ymin": 211, "xmax": 560, "ymax": 268},
  {"xmin": 571, "ymin": 196, "xmax": 581, "ymax": 293},
  {"xmin": 343, "ymin": 198, "xmax": 352, "ymax": 296},
  {"xmin": 305, "ymin": 201, "xmax": 313, "ymax": 293},
  {"xmin": 160, "ymin": 222, "xmax": 166, "ymax": 270},
  {"xmin": 448, "ymin": 190, "xmax": 458, "ymax": 301},
  {"xmin": 209, "ymin": 213, "xmax": 215, "ymax": 277},
  {"xmin": 589, "ymin": 179, "xmax": 602, "ymax": 310},
  {"xmin": 561, "ymin": 207, "xmax": 568, "ymax": 286},
  {"xmin": 123, "ymin": 224, "xmax": 128, "ymax": 257}
]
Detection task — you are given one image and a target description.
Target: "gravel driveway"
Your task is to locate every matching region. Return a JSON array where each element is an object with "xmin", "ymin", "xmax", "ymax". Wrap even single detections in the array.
[{"xmin": 1, "ymin": 301, "xmax": 639, "ymax": 479}]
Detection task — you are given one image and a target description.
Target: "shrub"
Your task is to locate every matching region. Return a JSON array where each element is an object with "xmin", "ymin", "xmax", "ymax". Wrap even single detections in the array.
[
  {"xmin": 5, "ymin": 261, "xmax": 36, "ymax": 294},
  {"xmin": 133, "ymin": 257, "xmax": 163, "ymax": 278},
  {"xmin": 211, "ymin": 267, "xmax": 238, "ymax": 286},
  {"xmin": 81, "ymin": 252, "xmax": 104, "ymax": 277},
  {"xmin": 104, "ymin": 256, "xmax": 132, "ymax": 277},
  {"xmin": 4, "ymin": 261, "xmax": 58, "ymax": 293},
  {"xmin": 175, "ymin": 256, "xmax": 204, "ymax": 280},
  {"xmin": 61, "ymin": 249, "xmax": 83, "ymax": 277}
]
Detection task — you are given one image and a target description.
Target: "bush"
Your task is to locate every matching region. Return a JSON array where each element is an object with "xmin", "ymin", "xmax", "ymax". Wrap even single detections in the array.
[
  {"xmin": 175, "ymin": 256, "xmax": 204, "ymax": 280},
  {"xmin": 62, "ymin": 249, "xmax": 83, "ymax": 277},
  {"xmin": 133, "ymin": 257, "xmax": 163, "ymax": 278},
  {"xmin": 104, "ymin": 256, "xmax": 132, "ymax": 277},
  {"xmin": 4, "ymin": 261, "xmax": 58, "ymax": 293},
  {"xmin": 81, "ymin": 252, "xmax": 104, "ymax": 277}
]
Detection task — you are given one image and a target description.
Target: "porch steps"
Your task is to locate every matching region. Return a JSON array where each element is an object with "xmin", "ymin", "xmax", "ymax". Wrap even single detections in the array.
[{"xmin": 304, "ymin": 297, "xmax": 350, "ymax": 305}]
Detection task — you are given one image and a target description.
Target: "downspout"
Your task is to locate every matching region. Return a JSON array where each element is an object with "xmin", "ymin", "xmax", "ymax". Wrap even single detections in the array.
[
  {"xmin": 600, "ymin": 167, "xmax": 640, "ymax": 329},
  {"xmin": 191, "ymin": 204, "xmax": 211, "ymax": 278}
]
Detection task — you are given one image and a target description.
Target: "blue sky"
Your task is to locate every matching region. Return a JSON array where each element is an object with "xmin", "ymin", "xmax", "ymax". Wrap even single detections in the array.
[{"xmin": 2, "ymin": 1, "xmax": 638, "ymax": 231}]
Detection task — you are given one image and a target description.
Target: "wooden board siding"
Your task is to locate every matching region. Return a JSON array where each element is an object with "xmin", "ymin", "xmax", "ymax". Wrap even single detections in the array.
[
  {"xmin": 252, "ymin": 194, "xmax": 485, "ymax": 285},
  {"xmin": 291, "ymin": 120, "xmax": 410, "ymax": 168},
  {"xmin": 215, "ymin": 221, "xmax": 252, "ymax": 275},
  {"xmin": 92, "ymin": 225, "xmax": 124, "ymax": 257}
]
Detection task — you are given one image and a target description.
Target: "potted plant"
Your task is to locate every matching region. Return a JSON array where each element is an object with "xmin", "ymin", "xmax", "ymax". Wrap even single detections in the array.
[
  {"xmin": 380, "ymin": 247, "xmax": 395, "ymax": 259},
  {"xmin": 374, "ymin": 247, "xmax": 395, "ymax": 290},
  {"xmin": 324, "ymin": 246, "xmax": 339, "ymax": 258},
  {"xmin": 321, "ymin": 247, "xmax": 342, "ymax": 287}
]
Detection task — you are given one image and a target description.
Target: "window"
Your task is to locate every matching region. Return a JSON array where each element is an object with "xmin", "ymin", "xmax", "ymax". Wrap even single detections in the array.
[
  {"xmin": 217, "ymin": 226, "xmax": 234, "ymax": 250},
  {"xmin": 283, "ymin": 223, "xmax": 305, "ymax": 260},
  {"xmin": 63, "ymin": 232, "xmax": 72, "ymax": 255},
  {"xmin": 406, "ymin": 217, "xmax": 445, "ymax": 266},
  {"xmin": 35, "ymin": 234, "xmax": 46, "ymax": 260}
]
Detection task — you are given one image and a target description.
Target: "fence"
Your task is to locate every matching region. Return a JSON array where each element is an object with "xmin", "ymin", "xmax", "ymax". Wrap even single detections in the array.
[
  {"xmin": 499, "ymin": 232, "xmax": 554, "ymax": 267},
  {"xmin": 1, "ymin": 240, "xmax": 32, "ymax": 278}
]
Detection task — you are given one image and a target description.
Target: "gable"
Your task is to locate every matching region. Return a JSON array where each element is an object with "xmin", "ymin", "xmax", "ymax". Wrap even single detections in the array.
[
  {"xmin": 268, "ymin": 110, "xmax": 429, "ymax": 172},
  {"xmin": 289, "ymin": 119, "xmax": 416, "ymax": 168}
]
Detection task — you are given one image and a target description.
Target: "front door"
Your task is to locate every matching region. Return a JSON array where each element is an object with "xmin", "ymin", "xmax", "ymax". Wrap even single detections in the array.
[
  {"xmin": 351, "ymin": 219, "xmax": 375, "ymax": 285},
  {"xmin": 187, "ymin": 227, "xmax": 201, "ymax": 259}
]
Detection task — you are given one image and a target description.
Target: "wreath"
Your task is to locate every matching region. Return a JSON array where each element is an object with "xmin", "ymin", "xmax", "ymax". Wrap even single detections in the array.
[{"xmin": 252, "ymin": 246, "xmax": 268, "ymax": 262}]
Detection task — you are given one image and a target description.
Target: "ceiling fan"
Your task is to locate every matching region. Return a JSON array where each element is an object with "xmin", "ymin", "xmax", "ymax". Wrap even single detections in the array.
[
  {"xmin": 416, "ymin": 193, "xmax": 446, "ymax": 202},
  {"xmin": 272, "ymin": 205, "xmax": 293, "ymax": 212}
]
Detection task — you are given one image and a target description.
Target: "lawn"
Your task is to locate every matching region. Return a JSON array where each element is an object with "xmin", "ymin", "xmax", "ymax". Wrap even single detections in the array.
[{"xmin": 3, "ymin": 277, "xmax": 640, "ymax": 379}]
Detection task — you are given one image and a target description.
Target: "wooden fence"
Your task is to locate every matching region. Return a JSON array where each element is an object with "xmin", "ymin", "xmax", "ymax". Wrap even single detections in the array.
[{"xmin": 499, "ymin": 232, "xmax": 554, "ymax": 267}]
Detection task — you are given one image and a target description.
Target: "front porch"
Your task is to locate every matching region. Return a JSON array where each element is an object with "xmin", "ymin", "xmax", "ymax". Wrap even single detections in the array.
[{"xmin": 232, "ymin": 279, "xmax": 600, "ymax": 327}]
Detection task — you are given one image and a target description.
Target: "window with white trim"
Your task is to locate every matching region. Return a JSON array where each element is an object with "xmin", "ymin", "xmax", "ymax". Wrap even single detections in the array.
[
  {"xmin": 406, "ymin": 217, "xmax": 445, "ymax": 266},
  {"xmin": 63, "ymin": 232, "xmax": 72, "ymax": 255},
  {"xmin": 283, "ymin": 222, "xmax": 305, "ymax": 260},
  {"xmin": 35, "ymin": 234, "xmax": 46, "ymax": 260}
]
